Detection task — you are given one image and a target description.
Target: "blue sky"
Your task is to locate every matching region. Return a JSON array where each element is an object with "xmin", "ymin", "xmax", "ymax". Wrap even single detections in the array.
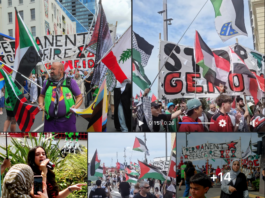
[
  {"xmin": 176, "ymin": 133, "xmax": 262, "ymax": 168},
  {"xmin": 88, "ymin": 133, "xmax": 175, "ymax": 167},
  {"xmin": 133, "ymin": 0, "xmax": 254, "ymax": 98}
]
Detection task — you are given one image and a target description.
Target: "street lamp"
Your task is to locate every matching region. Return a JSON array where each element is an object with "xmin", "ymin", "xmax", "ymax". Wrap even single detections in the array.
[{"xmin": 158, "ymin": 0, "xmax": 173, "ymax": 41}]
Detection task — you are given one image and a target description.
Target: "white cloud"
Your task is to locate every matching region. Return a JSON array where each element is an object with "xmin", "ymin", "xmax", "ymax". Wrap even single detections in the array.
[{"xmin": 103, "ymin": 0, "xmax": 131, "ymax": 35}]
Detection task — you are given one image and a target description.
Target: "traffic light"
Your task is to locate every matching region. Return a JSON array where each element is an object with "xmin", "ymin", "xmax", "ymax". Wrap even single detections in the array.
[{"xmin": 252, "ymin": 141, "xmax": 263, "ymax": 155}]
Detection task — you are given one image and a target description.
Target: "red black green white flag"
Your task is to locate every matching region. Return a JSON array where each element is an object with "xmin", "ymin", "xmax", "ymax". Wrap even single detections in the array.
[
  {"xmin": 13, "ymin": 8, "xmax": 42, "ymax": 89},
  {"xmin": 168, "ymin": 152, "xmax": 176, "ymax": 178},
  {"xmin": 88, "ymin": 150, "xmax": 103, "ymax": 177},
  {"xmin": 133, "ymin": 137, "xmax": 149, "ymax": 155},
  {"xmin": 0, "ymin": 69, "xmax": 40, "ymax": 132},
  {"xmin": 195, "ymin": 31, "xmax": 230, "ymax": 87},
  {"xmin": 125, "ymin": 173, "xmax": 138, "ymax": 184},
  {"xmin": 138, "ymin": 160, "xmax": 166, "ymax": 181},
  {"xmin": 126, "ymin": 167, "xmax": 139, "ymax": 176}
]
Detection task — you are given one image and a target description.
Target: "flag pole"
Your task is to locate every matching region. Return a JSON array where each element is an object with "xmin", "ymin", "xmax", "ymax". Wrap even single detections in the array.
[
  {"xmin": 149, "ymin": 0, "xmax": 209, "ymax": 88},
  {"xmin": 15, "ymin": 8, "xmax": 50, "ymax": 77},
  {"xmin": 0, "ymin": 61, "xmax": 42, "ymax": 88}
]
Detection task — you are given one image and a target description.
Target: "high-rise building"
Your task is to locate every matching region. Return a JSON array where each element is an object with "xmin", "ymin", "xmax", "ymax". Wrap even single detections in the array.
[
  {"xmin": 0, "ymin": 0, "xmax": 76, "ymax": 37},
  {"xmin": 57, "ymin": 0, "xmax": 95, "ymax": 33},
  {"xmin": 248, "ymin": 0, "xmax": 265, "ymax": 54}
]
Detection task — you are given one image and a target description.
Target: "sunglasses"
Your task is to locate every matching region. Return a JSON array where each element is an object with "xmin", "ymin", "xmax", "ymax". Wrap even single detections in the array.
[
  {"xmin": 144, "ymin": 186, "xmax": 150, "ymax": 189},
  {"xmin": 152, "ymin": 106, "xmax": 160, "ymax": 110}
]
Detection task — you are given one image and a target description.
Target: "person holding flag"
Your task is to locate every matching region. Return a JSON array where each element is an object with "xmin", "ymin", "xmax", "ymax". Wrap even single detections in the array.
[{"xmin": 38, "ymin": 62, "xmax": 83, "ymax": 132}]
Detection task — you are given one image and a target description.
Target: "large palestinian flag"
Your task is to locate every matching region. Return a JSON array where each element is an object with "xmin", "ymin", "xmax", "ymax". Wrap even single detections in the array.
[
  {"xmin": 210, "ymin": 0, "xmax": 248, "ymax": 41},
  {"xmin": 13, "ymin": 8, "xmax": 41, "ymax": 89},
  {"xmin": 133, "ymin": 137, "xmax": 149, "ymax": 155},
  {"xmin": 195, "ymin": 31, "xmax": 230, "ymax": 86},
  {"xmin": 168, "ymin": 152, "xmax": 176, "ymax": 178},
  {"xmin": 0, "ymin": 69, "xmax": 39, "ymax": 132},
  {"xmin": 126, "ymin": 167, "xmax": 139, "ymax": 176},
  {"xmin": 125, "ymin": 174, "xmax": 138, "ymax": 184},
  {"xmin": 138, "ymin": 160, "xmax": 166, "ymax": 181},
  {"xmin": 89, "ymin": 150, "xmax": 103, "ymax": 177}
]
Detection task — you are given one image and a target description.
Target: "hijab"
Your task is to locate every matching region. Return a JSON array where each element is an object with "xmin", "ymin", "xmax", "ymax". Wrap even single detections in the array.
[
  {"xmin": 221, "ymin": 159, "xmax": 241, "ymax": 186},
  {"xmin": 2, "ymin": 164, "xmax": 34, "ymax": 198}
]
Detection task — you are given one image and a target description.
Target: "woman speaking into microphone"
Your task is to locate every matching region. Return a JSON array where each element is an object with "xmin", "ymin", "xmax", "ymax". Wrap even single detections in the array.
[{"xmin": 27, "ymin": 146, "xmax": 86, "ymax": 198}]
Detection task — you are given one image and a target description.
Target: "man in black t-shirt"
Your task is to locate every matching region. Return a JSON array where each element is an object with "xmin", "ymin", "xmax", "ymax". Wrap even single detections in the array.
[
  {"xmin": 134, "ymin": 181, "xmax": 156, "ymax": 198},
  {"xmin": 119, "ymin": 177, "xmax": 130, "ymax": 198},
  {"xmin": 89, "ymin": 180, "xmax": 107, "ymax": 198},
  {"xmin": 84, "ymin": 71, "xmax": 93, "ymax": 107}
]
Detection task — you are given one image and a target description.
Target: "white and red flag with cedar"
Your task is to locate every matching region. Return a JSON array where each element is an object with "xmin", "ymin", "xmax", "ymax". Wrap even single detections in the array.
[
  {"xmin": 13, "ymin": 8, "xmax": 41, "ymax": 89},
  {"xmin": 133, "ymin": 137, "xmax": 149, "ymax": 155}
]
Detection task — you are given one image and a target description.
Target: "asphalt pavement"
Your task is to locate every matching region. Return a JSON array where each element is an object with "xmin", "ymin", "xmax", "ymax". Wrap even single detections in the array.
[{"xmin": 0, "ymin": 99, "xmax": 117, "ymax": 132}]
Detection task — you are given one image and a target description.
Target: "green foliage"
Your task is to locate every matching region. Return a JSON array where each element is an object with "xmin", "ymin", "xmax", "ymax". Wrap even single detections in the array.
[
  {"xmin": 252, "ymin": 179, "xmax": 260, "ymax": 190},
  {"xmin": 55, "ymin": 147, "xmax": 88, "ymax": 197},
  {"xmin": 119, "ymin": 49, "xmax": 131, "ymax": 64}
]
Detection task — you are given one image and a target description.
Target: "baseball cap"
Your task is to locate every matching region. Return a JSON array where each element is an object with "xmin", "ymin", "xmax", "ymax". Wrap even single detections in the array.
[
  {"xmin": 167, "ymin": 102, "xmax": 175, "ymax": 109},
  {"xmin": 186, "ymin": 99, "xmax": 202, "ymax": 112},
  {"xmin": 151, "ymin": 102, "xmax": 160, "ymax": 109}
]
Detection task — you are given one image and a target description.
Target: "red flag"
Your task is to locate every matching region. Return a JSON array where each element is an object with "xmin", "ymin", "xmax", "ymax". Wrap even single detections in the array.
[
  {"xmin": 116, "ymin": 162, "xmax": 120, "ymax": 170},
  {"xmin": 47, "ymin": 29, "xmax": 50, "ymax": 35},
  {"xmin": 168, "ymin": 152, "xmax": 176, "ymax": 178},
  {"xmin": 151, "ymin": 94, "xmax": 157, "ymax": 103},
  {"xmin": 140, "ymin": 91, "xmax": 142, "ymax": 97},
  {"xmin": 135, "ymin": 94, "xmax": 138, "ymax": 100}
]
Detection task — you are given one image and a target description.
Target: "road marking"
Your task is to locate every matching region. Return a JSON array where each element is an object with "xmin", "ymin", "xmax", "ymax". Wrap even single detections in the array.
[{"xmin": 32, "ymin": 123, "xmax": 44, "ymax": 132}]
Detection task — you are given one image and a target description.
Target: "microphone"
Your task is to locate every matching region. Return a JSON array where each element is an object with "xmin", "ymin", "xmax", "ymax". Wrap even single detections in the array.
[{"xmin": 40, "ymin": 160, "xmax": 55, "ymax": 170}]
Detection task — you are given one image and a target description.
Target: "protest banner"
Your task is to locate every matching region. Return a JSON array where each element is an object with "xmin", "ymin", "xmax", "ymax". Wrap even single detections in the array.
[
  {"xmin": 182, "ymin": 139, "xmax": 242, "ymax": 161},
  {"xmin": 158, "ymin": 40, "xmax": 265, "ymax": 99}
]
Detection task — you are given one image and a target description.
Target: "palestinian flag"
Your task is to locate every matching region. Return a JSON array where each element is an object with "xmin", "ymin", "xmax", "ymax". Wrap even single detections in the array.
[
  {"xmin": 0, "ymin": 69, "xmax": 39, "ymax": 132},
  {"xmin": 102, "ymin": 26, "xmax": 131, "ymax": 84},
  {"xmin": 126, "ymin": 167, "xmax": 139, "ymax": 176},
  {"xmin": 138, "ymin": 160, "xmax": 166, "ymax": 181},
  {"xmin": 133, "ymin": 61, "xmax": 151, "ymax": 91},
  {"xmin": 139, "ymin": 91, "xmax": 142, "ymax": 97},
  {"xmin": 210, "ymin": 0, "xmax": 248, "ymax": 41},
  {"xmin": 168, "ymin": 152, "xmax": 176, "ymax": 178},
  {"xmin": 229, "ymin": 47, "xmax": 263, "ymax": 104},
  {"xmin": 13, "ymin": 8, "xmax": 41, "ymax": 89},
  {"xmin": 151, "ymin": 94, "xmax": 157, "ymax": 103},
  {"xmin": 134, "ymin": 162, "xmax": 139, "ymax": 168},
  {"xmin": 135, "ymin": 94, "xmax": 139, "ymax": 100},
  {"xmin": 133, "ymin": 32, "xmax": 154, "ymax": 67},
  {"xmin": 133, "ymin": 137, "xmax": 149, "ymax": 155},
  {"xmin": 195, "ymin": 31, "xmax": 230, "ymax": 86},
  {"xmin": 95, "ymin": 166, "xmax": 103, "ymax": 177},
  {"xmin": 89, "ymin": 150, "xmax": 101, "ymax": 176},
  {"xmin": 125, "ymin": 174, "xmax": 138, "ymax": 184}
]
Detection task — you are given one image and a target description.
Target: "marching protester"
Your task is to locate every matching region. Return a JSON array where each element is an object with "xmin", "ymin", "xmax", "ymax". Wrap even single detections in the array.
[
  {"xmin": 119, "ymin": 176, "xmax": 131, "ymax": 198},
  {"xmin": 27, "ymin": 146, "xmax": 86, "ymax": 198},
  {"xmin": 2, "ymin": 164, "xmax": 48, "ymax": 198},
  {"xmin": 209, "ymin": 95, "xmax": 241, "ymax": 132},
  {"xmin": 165, "ymin": 102, "xmax": 178, "ymax": 132},
  {"xmin": 179, "ymin": 99, "xmax": 204, "ymax": 132},
  {"xmin": 29, "ymin": 74, "xmax": 38, "ymax": 104},
  {"xmin": 183, "ymin": 161, "xmax": 197, "ymax": 197},
  {"xmin": 246, "ymin": 166, "xmax": 255, "ymax": 189},
  {"xmin": 84, "ymin": 70, "xmax": 93, "ymax": 108},
  {"xmin": 133, "ymin": 181, "xmax": 154, "ymax": 198},
  {"xmin": 164, "ymin": 184, "xmax": 176, "ymax": 198},
  {"xmin": 235, "ymin": 96, "xmax": 250, "ymax": 131},
  {"xmin": 179, "ymin": 162, "xmax": 187, "ymax": 191},
  {"xmin": 220, "ymin": 159, "xmax": 248, "ymax": 198},
  {"xmin": 68, "ymin": 70, "xmax": 74, "ymax": 79},
  {"xmin": 215, "ymin": 165, "xmax": 221, "ymax": 184},
  {"xmin": 89, "ymin": 180, "xmax": 107, "ymax": 198},
  {"xmin": 154, "ymin": 187, "xmax": 162, "ymax": 198},
  {"xmin": 74, "ymin": 72, "xmax": 85, "ymax": 99},
  {"xmin": 38, "ymin": 62, "xmax": 83, "ymax": 132},
  {"xmin": 0, "ymin": 87, "xmax": 4, "ymax": 115},
  {"xmin": 3, "ymin": 85, "xmax": 16, "ymax": 132}
]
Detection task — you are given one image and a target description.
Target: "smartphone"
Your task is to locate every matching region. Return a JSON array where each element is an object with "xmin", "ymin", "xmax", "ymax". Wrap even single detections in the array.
[{"xmin": 34, "ymin": 175, "xmax": 43, "ymax": 195}]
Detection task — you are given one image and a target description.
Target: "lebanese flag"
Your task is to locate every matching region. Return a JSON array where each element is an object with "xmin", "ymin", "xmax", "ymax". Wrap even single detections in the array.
[
  {"xmin": 151, "ymin": 94, "xmax": 157, "ymax": 103},
  {"xmin": 102, "ymin": 26, "xmax": 131, "ymax": 84},
  {"xmin": 168, "ymin": 152, "xmax": 176, "ymax": 178},
  {"xmin": 138, "ymin": 160, "xmax": 166, "ymax": 181},
  {"xmin": 133, "ymin": 137, "xmax": 149, "ymax": 155},
  {"xmin": 126, "ymin": 167, "xmax": 139, "ymax": 176},
  {"xmin": 195, "ymin": 31, "xmax": 230, "ymax": 86}
]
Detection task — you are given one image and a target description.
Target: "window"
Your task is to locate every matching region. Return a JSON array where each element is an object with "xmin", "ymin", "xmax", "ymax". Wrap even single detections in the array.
[
  {"xmin": 30, "ymin": 9, "xmax": 35, "ymax": 20},
  {"xmin": 31, "ymin": 26, "xmax": 36, "ymax": 37},
  {"xmin": 19, "ymin": 11, "xmax": 23, "ymax": 20},
  {"xmin": 8, "ymin": 29, "xmax": 13, "ymax": 37},
  {"xmin": 8, "ymin": 12, "xmax": 12, "ymax": 23},
  {"xmin": 8, "ymin": 0, "xmax": 12, "ymax": 6},
  {"xmin": 19, "ymin": 0, "xmax": 23, "ymax": 4}
]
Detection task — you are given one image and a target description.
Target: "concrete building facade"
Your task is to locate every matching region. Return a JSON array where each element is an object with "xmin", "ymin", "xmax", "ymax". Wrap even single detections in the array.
[
  {"xmin": 249, "ymin": 0, "xmax": 265, "ymax": 54},
  {"xmin": 0, "ymin": 0, "xmax": 76, "ymax": 37}
]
